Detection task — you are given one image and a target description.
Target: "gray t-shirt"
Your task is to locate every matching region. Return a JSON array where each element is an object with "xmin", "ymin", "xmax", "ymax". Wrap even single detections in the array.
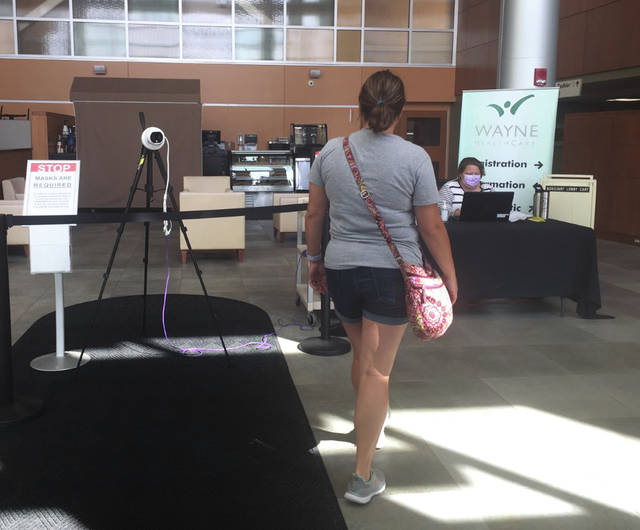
[{"xmin": 309, "ymin": 128, "xmax": 439, "ymax": 270}]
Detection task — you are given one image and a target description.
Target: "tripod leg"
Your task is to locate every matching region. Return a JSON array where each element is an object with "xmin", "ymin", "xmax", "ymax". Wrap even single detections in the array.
[
  {"xmin": 76, "ymin": 147, "xmax": 148, "ymax": 367},
  {"xmin": 152, "ymin": 151, "xmax": 230, "ymax": 364}
]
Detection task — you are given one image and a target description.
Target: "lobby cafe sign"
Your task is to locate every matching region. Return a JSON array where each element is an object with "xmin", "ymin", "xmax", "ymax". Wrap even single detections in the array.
[{"xmin": 458, "ymin": 87, "xmax": 559, "ymax": 213}]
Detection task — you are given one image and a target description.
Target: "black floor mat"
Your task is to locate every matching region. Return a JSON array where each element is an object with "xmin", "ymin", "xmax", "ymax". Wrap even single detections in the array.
[{"xmin": 0, "ymin": 295, "xmax": 346, "ymax": 530}]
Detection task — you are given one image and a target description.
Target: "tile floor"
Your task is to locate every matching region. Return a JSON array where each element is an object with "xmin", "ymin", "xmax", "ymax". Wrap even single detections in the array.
[{"xmin": 6, "ymin": 220, "xmax": 640, "ymax": 529}]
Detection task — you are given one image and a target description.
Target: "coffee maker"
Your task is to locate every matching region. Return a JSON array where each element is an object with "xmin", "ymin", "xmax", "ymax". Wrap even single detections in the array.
[
  {"xmin": 202, "ymin": 130, "xmax": 229, "ymax": 175},
  {"xmin": 290, "ymin": 123, "xmax": 327, "ymax": 191}
]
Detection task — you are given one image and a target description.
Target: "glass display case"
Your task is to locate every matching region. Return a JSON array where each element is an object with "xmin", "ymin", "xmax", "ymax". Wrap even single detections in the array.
[{"xmin": 230, "ymin": 150, "xmax": 294, "ymax": 192}]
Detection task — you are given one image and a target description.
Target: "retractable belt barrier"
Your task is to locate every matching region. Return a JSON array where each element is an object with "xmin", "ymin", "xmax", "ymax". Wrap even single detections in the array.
[
  {"xmin": 5, "ymin": 202, "xmax": 308, "ymax": 228},
  {"xmin": 0, "ymin": 202, "xmax": 308, "ymax": 417}
]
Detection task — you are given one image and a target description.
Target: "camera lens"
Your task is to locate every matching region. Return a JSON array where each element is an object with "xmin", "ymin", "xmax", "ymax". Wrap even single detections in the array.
[{"xmin": 150, "ymin": 131, "xmax": 163, "ymax": 144}]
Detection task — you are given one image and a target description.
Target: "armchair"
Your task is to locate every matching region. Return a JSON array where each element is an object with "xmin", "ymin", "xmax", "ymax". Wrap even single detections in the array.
[
  {"xmin": 179, "ymin": 190, "xmax": 245, "ymax": 263},
  {"xmin": 2, "ymin": 177, "xmax": 25, "ymax": 200},
  {"xmin": 183, "ymin": 176, "xmax": 230, "ymax": 193},
  {"xmin": 0, "ymin": 200, "xmax": 29, "ymax": 255},
  {"xmin": 273, "ymin": 193, "xmax": 309, "ymax": 242}
]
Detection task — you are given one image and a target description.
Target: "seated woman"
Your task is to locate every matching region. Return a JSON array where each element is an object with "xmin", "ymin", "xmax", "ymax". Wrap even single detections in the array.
[{"xmin": 438, "ymin": 157, "xmax": 492, "ymax": 219}]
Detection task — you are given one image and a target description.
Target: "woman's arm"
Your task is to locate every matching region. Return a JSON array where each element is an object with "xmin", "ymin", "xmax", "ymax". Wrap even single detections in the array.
[
  {"xmin": 414, "ymin": 203, "xmax": 458, "ymax": 304},
  {"xmin": 305, "ymin": 182, "xmax": 330, "ymax": 294}
]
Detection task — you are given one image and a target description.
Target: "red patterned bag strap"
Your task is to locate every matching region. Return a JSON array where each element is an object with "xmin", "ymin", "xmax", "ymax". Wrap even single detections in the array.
[{"xmin": 343, "ymin": 136, "xmax": 406, "ymax": 269}]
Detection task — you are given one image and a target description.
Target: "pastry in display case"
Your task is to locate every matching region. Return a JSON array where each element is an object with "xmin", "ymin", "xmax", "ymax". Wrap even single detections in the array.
[{"xmin": 230, "ymin": 150, "xmax": 294, "ymax": 192}]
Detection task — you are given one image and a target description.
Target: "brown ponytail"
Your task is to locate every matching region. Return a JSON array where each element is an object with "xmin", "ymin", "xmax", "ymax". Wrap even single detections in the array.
[{"xmin": 358, "ymin": 70, "xmax": 406, "ymax": 133}]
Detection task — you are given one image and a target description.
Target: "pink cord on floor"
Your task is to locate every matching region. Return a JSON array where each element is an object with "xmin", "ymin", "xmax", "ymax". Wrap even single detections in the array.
[{"xmin": 161, "ymin": 235, "xmax": 273, "ymax": 357}]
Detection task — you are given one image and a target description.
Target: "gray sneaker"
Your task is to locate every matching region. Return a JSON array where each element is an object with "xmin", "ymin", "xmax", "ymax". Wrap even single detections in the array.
[{"xmin": 344, "ymin": 469, "xmax": 386, "ymax": 504}]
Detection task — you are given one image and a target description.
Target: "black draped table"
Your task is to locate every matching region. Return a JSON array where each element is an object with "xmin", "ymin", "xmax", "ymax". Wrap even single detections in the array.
[{"xmin": 445, "ymin": 219, "xmax": 602, "ymax": 317}]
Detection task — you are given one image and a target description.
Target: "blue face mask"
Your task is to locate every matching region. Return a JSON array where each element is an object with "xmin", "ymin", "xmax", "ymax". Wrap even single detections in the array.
[{"xmin": 463, "ymin": 174, "xmax": 481, "ymax": 188}]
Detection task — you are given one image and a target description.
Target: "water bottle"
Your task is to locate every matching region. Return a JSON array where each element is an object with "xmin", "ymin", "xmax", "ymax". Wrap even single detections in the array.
[
  {"xmin": 439, "ymin": 200, "xmax": 449, "ymax": 222},
  {"xmin": 533, "ymin": 183, "xmax": 549, "ymax": 219}
]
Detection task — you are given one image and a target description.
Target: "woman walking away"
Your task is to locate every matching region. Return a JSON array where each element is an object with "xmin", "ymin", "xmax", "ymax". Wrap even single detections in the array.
[{"xmin": 305, "ymin": 70, "xmax": 457, "ymax": 504}]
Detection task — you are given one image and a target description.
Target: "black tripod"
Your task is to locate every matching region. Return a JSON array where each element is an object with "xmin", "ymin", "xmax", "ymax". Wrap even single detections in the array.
[{"xmin": 76, "ymin": 113, "xmax": 229, "ymax": 366}]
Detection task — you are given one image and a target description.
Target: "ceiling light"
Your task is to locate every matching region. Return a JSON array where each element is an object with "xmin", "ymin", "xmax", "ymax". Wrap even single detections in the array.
[{"xmin": 606, "ymin": 98, "xmax": 640, "ymax": 102}]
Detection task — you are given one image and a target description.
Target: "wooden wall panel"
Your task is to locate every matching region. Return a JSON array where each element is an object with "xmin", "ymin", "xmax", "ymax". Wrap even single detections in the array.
[
  {"xmin": 1, "ymin": 59, "xmax": 457, "ymax": 157},
  {"xmin": 203, "ymin": 106, "xmax": 284, "ymax": 150},
  {"xmin": 455, "ymin": 41, "xmax": 499, "ymax": 95},
  {"xmin": 2, "ymin": 60, "xmax": 456, "ymax": 108},
  {"xmin": 557, "ymin": 13, "xmax": 586, "ymax": 78},
  {"xmin": 0, "ymin": 59, "xmax": 128, "ymax": 100},
  {"xmin": 0, "ymin": 102, "xmax": 74, "ymax": 116},
  {"xmin": 0, "ymin": 150, "xmax": 31, "ymax": 184},
  {"xmin": 284, "ymin": 66, "xmax": 360, "ymax": 106},
  {"xmin": 284, "ymin": 108, "xmax": 359, "ymax": 140},
  {"xmin": 560, "ymin": 0, "xmax": 587, "ymax": 18},
  {"xmin": 584, "ymin": 0, "xmax": 630, "ymax": 73},
  {"xmin": 460, "ymin": 0, "xmax": 501, "ymax": 51},
  {"xmin": 454, "ymin": 0, "xmax": 500, "ymax": 95},
  {"xmin": 458, "ymin": 0, "xmax": 491, "ymax": 16},
  {"xmin": 29, "ymin": 110, "xmax": 49, "ymax": 160},
  {"xmin": 563, "ymin": 110, "xmax": 640, "ymax": 242},
  {"xmin": 610, "ymin": 113, "xmax": 640, "ymax": 179},
  {"xmin": 360, "ymin": 67, "xmax": 455, "ymax": 102},
  {"xmin": 128, "ymin": 63, "xmax": 286, "ymax": 105},
  {"xmin": 558, "ymin": 0, "xmax": 640, "ymax": 78},
  {"xmin": 584, "ymin": 0, "xmax": 620, "ymax": 10}
]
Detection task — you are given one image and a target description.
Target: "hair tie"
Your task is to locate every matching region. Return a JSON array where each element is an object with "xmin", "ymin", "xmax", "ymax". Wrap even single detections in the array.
[{"xmin": 376, "ymin": 99, "xmax": 384, "ymax": 105}]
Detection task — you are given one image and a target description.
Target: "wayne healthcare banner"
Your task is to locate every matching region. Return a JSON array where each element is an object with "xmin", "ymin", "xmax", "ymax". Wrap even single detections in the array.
[{"xmin": 458, "ymin": 87, "xmax": 559, "ymax": 214}]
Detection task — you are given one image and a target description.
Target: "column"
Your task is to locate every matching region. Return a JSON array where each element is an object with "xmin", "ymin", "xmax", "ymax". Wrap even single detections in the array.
[{"xmin": 498, "ymin": 0, "xmax": 560, "ymax": 89}]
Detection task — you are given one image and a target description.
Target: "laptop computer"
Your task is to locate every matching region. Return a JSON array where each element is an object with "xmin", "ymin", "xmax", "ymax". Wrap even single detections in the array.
[{"xmin": 459, "ymin": 191, "xmax": 514, "ymax": 222}]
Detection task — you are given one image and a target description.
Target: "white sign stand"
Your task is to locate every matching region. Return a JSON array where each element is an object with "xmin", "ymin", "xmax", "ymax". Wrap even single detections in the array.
[
  {"xmin": 30, "ymin": 272, "xmax": 87, "ymax": 371},
  {"xmin": 22, "ymin": 160, "xmax": 90, "ymax": 371}
]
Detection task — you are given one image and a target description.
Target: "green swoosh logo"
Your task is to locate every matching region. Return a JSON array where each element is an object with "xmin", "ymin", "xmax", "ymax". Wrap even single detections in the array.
[
  {"xmin": 487, "ymin": 104, "xmax": 504, "ymax": 117},
  {"xmin": 510, "ymin": 94, "xmax": 535, "ymax": 114}
]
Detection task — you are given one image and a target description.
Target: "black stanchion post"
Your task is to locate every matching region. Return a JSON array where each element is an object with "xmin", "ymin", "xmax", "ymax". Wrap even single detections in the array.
[
  {"xmin": 297, "ymin": 214, "xmax": 350, "ymax": 356},
  {"xmin": 141, "ymin": 110, "xmax": 150, "ymax": 335},
  {"xmin": 142, "ymin": 153, "xmax": 153, "ymax": 335},
  {"xmin": 0, "ymin": 215, "xmax": 13, "ymax": 406},
  {"xmin": 0, "ymin": 214, "xmax": 42, "ymax": 425}
]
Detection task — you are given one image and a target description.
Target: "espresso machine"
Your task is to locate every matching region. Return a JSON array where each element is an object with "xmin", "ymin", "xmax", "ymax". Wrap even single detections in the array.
[
  {"xmin": 202, "ymin": 130, "xmax": 229, "ymax": 175},
  {"xmin": 290, "ymin": 123, "xmax": 327, "ymax": 191}
]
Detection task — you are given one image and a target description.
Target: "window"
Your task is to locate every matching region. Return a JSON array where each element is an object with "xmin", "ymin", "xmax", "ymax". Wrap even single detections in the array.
[
  {"xmin": 0, "ymin": 20, "xmax": 14, "ymax": 53},
  {"xmin": 183, "ymin": 0, "xmax": 232, "ymax": 24},
  {"xmin": 235, "ymin": 0, "xmax": 283, "ymax": 25},
  {"xmin": 18, "ymin": 21, "xmax": 70, "ymax": 55},
  {"xmin": 129, "ymin": 24, "xmax": 180, "ymax": 58},
  {"xmin": 0, "ymin": 0, "xmax": 13, "ymax": 17},
  {"xmin": 74, "ymin": 22, "xmax": 126, "ymax": 56},
  {"xmin": 16, "ymin": 0, "xmax": 69, "ymax": 18},
  {"xmin": 73, "ymin": 0, "xmax": 125, "ymax": 21},
  {"xmin": 287, "ymin": 29, "xmax": 333, "ymax": 61},
  {"xmin": 287, "ymin": 0, "xmax": 334, "ymax": 26},
  {"xmin": 364, "ymin": 31, "xmax": 408, "ymax": 63},
  {"xmin": 3, "ymin": 0, "xmax": 457, "ymax": 64},
  {"xmin": 183, "ymin": 26, "xmax": 232, "ymax": 59},
  {"xmin": 235, "ymin": 27, "xmax": 283, "ymax": 60},
  {"xmin": 128, "ymin": 0, "xmax": 178, "ymax": 22}
]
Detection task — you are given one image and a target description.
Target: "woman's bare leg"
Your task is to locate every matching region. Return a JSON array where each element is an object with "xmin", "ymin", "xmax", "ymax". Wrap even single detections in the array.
[
  {"xmin": 342, "ymin": 321, "xmax": 363, "ymax": 394},
  {"xmin": 352, "ymin": 318, "xmax": 406, "ymax": 479}
]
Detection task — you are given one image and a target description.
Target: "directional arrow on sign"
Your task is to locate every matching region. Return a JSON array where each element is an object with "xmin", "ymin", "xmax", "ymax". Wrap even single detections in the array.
[{"xmin": 534, "ymin": 161, "xmax": 544, "ymax": 170}]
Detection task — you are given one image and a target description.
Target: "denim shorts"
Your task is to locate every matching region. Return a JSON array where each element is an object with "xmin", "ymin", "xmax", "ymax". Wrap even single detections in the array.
[{"xmin": 326, "ymin": 267, "xmax": 408, "ymax": 325}]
